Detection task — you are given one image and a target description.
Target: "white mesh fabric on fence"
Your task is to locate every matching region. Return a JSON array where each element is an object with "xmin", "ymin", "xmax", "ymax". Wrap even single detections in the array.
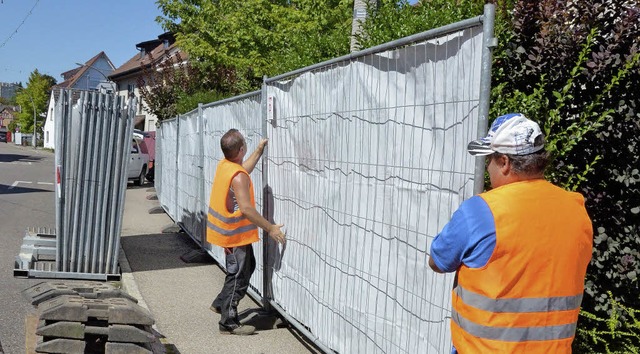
[
  {"xmin": 176, "ymin": 112, "xmax": 205, "ymax": 243},
  {"xmin": 155, "ymin": 15, "xmax": 490, "ymax": 353},
  {"xmin": 264, "ymin": 26, "xmax": 483, "ymax": 353},
  {"xmin": 200, "ymin": 93, "xmax": 265, "ymax": 296},
  {"xmin": 158, "ymin": 119, "xmax": 179, "ymax": 219}
]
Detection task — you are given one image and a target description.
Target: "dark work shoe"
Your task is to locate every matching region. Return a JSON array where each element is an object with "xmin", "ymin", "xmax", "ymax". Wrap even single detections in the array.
[
  {"xmin": 219, "ymin": 324, "xmax": 256, "ymax": 336},
  {"xmin": 209, "ymin": 305, "xmax": 221, "ymax": 314}
]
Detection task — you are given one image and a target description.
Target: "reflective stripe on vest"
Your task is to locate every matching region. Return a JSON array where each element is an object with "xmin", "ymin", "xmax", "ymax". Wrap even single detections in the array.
[
  {"xmin": 451, "ymin": 309, "xmax": 577, "ymax": 342},
  {"xmin": 209, "ymin": 207, "xmax": 247, "ymax": 224},
  {"xmin": 207, "ymin": 220, "xmax": 257, "ymax": 236},
  {"xmin": 454, "ymin": 285, "xmax": 583, "ymax": 313}
]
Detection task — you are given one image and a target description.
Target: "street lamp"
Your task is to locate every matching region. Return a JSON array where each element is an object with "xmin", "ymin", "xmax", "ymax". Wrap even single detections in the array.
[{"xmin": 75, "ymin": 63, "xmax": 115, "ymax": 92}]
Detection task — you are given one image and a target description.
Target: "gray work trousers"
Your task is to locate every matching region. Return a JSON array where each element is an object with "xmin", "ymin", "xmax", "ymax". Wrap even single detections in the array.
[{"xmin": 212, "ymin": 244, "xmax": 256, "ymax": 328}]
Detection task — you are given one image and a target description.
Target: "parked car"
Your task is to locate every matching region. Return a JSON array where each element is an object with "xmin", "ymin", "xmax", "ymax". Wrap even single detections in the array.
[
  {"xmin": 142, "ymin": 131, "xmax": 155, "ymax": 182},
  {"xmin": 128, "ymin": 136, "xmax": 150, "ymax": 186}
]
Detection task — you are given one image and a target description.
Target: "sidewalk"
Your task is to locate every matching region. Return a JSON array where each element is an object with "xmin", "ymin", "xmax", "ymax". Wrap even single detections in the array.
[{"xmin": 119, "ymin": 184, "xmax": 322, "ymax": 354}]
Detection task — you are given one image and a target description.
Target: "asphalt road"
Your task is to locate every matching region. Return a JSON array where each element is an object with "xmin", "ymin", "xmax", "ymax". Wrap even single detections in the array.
[{"xmin": 0, "ymin": 142, "xmax": 56, "ymax": 354}]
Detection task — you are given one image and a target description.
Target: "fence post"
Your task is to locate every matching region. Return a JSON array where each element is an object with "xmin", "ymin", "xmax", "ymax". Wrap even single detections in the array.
[
  {"xmin": 175, "ymin": 115, "xmax": 181, "ymax": 221},
  {"xmin": 474, "ymin": 3, "xmax": 496, "ymax": 195},
  {"xmin": 260, "ymin": 76, "xmax": 272, "ymax": 310},
  {"xmin": 198, "ymin": 103, "xmax": 206, "ymax": 244}
]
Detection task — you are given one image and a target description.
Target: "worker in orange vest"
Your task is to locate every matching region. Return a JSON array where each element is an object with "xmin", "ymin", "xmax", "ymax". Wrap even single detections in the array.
[
  {"xmin": 207, "ymin": 129, "xmax": 286, "ymax": 336},
  {"xmin": 429, "ymin": 113, "xmax": 593, "ymax": 353}
]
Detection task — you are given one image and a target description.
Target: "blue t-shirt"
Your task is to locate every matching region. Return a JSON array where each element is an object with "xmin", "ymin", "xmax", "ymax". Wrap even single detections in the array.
[
  {"xmin": 429, "ymin": 196, "xmax": 497, "ymax": 354},
  {"xmin": 430, "ymin": 195, "xmax": 496, "ymax": 272}
]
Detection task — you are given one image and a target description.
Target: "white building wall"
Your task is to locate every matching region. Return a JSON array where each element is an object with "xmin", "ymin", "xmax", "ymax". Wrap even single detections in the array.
[
  {"xmin": 114, "ymin": 77, "xmax": 157, "ymax": 132},
  {"xmin": 43, "ymin": 93, "xmax": 56, "ymax": 149}
]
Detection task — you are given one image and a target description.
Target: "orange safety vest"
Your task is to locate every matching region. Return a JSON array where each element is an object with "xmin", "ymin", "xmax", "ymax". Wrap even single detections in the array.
[
  {"xmin": 206, "ymin": 159, "xmax": 259, "ymax": 248},
  {"xmin": 451, "ymin": 180, "xmax": 593, "ymax": 353}
]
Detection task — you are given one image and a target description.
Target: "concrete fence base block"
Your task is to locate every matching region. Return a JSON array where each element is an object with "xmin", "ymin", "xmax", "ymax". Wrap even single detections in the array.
[
  {"xmin": 145, "ymin": 187, "xmax": 156, "ymax": 193},
  {"xmin": 161, "ymin": 224, "xmax": 181, "ymax": 234},
  {"xmin": 145, "ymin": 194, "xmax": 158, "ymax": 201},
  {"xmin": 147, "ymin": 206, "xmax": 165, "ymax": 215}
]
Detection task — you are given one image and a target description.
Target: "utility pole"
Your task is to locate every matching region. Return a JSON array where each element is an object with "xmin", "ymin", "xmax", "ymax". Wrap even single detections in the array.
[{"xmin": 351, "ymin": 0, "xmax": 376, "ymax": 52}]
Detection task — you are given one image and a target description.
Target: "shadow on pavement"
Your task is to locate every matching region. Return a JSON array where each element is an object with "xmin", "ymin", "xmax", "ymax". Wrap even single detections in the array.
[
  {"xmin": 0, "ymin": 184, "xmax": 53, "ymax": 195},
  {"xmin": 126, "ymin": 182, "xmax": 152, "ymax": 190},
  {"xmin": 120, "ymin": 232, "xmax": 215, "ymax": 273},
  {"xmin": 0, "ymin": 153, "xmax": 43, "ymax": 163}
]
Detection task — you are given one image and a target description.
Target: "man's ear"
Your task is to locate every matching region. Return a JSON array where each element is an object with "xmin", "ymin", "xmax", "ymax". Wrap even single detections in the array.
[{"xmin": 498, "ymin": 155, "xmax": 511, "ymax": 175}]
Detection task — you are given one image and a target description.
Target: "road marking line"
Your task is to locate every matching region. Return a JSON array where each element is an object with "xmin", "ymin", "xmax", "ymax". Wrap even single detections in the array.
[
  {"xmin": 37, "ymin": 182, "xmax": 54, "ymax": 185},
  {"xmin": 9, "ymin": 181, "xmax": 33, "ymax": 189},
  {"xmin": 0, "ymin": 161, "xmax": 33, "ymax": 165}
]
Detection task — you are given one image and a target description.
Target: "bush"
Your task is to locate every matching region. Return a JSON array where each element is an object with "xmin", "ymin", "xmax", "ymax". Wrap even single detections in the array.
[
  {"xmin": 576, "ymin": 294, "xmax": 640, "ymax": 354},
  {"xmin": 490, "ymin": 1, "xmax": 640, "ymax": 350}
]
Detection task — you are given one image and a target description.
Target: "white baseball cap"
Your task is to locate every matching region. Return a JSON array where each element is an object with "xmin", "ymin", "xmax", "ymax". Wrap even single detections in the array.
[{"xmin": 467, "ymin": 113, "xmax": 545, "ymax": 156}]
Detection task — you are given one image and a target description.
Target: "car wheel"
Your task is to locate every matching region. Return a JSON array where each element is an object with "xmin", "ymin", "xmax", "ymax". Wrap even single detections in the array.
[{"xmin": 135, "ymin": 166, "xmax": 146, "ymax": 186}]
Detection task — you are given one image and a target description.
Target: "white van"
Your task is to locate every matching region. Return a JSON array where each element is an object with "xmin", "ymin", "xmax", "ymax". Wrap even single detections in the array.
[{"xmin": 128, "ymin": 134, "xmax": 150, "ymax": 186}]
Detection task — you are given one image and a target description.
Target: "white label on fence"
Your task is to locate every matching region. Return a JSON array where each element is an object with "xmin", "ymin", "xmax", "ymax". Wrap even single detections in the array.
[{"xmin": 267, "ymin": 95, "xmax": 274, "ymax": 122}]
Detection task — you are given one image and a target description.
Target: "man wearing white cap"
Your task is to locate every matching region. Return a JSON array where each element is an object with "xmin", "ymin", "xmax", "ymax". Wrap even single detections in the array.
[{"xmin": 428, "ymin": 113, "xmax": 593, "ymax": 353}]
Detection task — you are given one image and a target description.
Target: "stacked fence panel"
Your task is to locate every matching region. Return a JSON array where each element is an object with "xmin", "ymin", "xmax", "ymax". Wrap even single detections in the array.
[{"xmin": 54, "ymin": 89, "xmax": 135, "ymax": 276}]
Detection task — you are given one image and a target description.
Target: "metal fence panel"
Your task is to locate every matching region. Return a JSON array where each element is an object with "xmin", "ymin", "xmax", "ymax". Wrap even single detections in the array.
[
  {"xmin": 155, "ymin": 124, "xmax": 163, "ymax": 206},
  {"xmin": 176, "ymin": 112, "xmax": 203, "ymax": 242},
  {"xmin": 158, "ymin": 119, "xmax": 179, "ymax": 219},
  {"xmin": 264, "ymin": 25, "xmax": 483, "ymax": 353},
  {"xmin": 200, "ymin": 92, "xmax": 264, "ymax": 296},
  {"xmin": 155, "ymin": 8, "xmax": 494, "ymax": 352}
]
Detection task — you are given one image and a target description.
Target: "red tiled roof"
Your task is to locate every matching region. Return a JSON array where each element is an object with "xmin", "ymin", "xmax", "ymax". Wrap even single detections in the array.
[
  {"xmin": 109, "ymin": 33, "xmax": 188, "ymax": 80},
  {"xmin": 52, "ymin": 51, "xmax": 115, "ymax": 89}
]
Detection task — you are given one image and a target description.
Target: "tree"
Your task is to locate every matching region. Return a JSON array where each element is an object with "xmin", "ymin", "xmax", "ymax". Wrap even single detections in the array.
[
  {"xmin": 354, "ymin": 0, "xmax": 487, "ymax": 49},
  {"xmin": 14, "ymin": 70, "xmax": 56, "ymax": 138},
  {"xmin": 156, "ymin": 0, "xmax": 353, "ymax": 92},
  {"xmin": 137, "ymin": 52, "xmax": 235, "ymax": 120}
]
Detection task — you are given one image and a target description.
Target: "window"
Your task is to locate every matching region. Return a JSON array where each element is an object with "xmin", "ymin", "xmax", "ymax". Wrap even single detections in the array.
[
  {"xmin": 127, "ymin": 83, "xmax": 136, "ymax": 96},
  {"xmin": 131, "ymin": 140, "xmax": 139, "ymax": 154}
]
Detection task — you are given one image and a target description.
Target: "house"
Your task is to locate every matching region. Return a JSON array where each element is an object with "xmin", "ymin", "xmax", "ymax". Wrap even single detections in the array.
[
  {"xmin": 43, "ymin": 52, "xmax": 116, "ymax": 149},
  {"xmin": 0, "ymin": 105, "xmax": 19, "ymax": 142},
  {"xmin": 108, "ymin": 32, "xmax": 187, "ymax": 132},
  {"xmin": 53, "ymin": 51, "xmax": 116, "ymax": 92},
  {"xmin": 0, "ymin": 105, "xmax": 18, "ymax": 128}
]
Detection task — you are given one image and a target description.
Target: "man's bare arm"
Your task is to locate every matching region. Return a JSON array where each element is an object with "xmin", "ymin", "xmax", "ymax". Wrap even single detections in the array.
[
  {"xmin": 242, "ymin": 139, "xmax": 268, "ymax": 174},
  {"xmin": 428, "ymin": 256, "xmax": 445, "ymax": 273},
  {"xmin": 231, "ymin": 172, "xmax": 285, "ymax": 244}
]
